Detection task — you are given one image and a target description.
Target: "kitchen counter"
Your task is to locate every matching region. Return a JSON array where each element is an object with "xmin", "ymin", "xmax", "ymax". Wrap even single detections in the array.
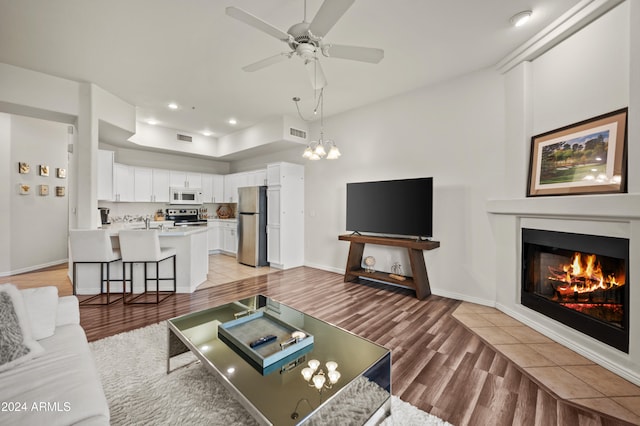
[{"xmin": 71, "ymin": 225, "xmax": 208, "ymax": 294}]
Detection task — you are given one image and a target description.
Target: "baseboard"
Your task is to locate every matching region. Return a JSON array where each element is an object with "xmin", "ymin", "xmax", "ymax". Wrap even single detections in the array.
[
  {"xmin": 0, "ymin": 259, "xmax": 68, "ymax": 277},
  {"xmin": 302, "ymin": 261, "xmax": 343, "ymax": 274}
]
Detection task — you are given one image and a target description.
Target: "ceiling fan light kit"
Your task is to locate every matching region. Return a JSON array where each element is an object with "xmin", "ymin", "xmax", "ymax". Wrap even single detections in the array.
[{"xmin": 296, "ymin": 89, "xmax": 341, "ymax": 161}]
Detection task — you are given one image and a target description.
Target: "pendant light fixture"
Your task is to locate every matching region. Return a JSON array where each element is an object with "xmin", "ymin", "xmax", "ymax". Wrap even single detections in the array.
[{"xmin": 296, "ymin": 88, "xmax": 341, "ymax": 160}]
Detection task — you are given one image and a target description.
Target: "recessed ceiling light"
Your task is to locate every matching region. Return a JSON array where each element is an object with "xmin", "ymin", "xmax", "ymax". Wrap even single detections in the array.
[
  {"xmin": 228, "ymin": 118, "xmax": 237, "ymax": 125},
  {"xmin": 510, "ymin": 10, "xmax": 532, "ymax": 27},
  {"xmin": 202, "ymin": 130, "xmax": 213, "ymax": 137},
  {"xmin": 146, "ymin": 119, "xmax": 158, "ymax": 125},
  {"xmin": 168, "ymin": 102, "xmax": 179, "ymax": 110}
]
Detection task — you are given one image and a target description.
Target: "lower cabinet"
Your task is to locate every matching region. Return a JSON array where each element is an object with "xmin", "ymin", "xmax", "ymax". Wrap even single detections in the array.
[
  {"xmin": 222, "ymin": 223, "xmax": 238, "ymax": 255},
  {"xmin": 207, "ymin": 222, "xmax": 221, "ymax": 253},
  {"xmin": 207, "ymin": 221, "xmax": 237, "ymax": 255}
]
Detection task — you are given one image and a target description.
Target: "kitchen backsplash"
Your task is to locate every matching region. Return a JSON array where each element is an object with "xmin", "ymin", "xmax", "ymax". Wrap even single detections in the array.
[{"xmin": 98, "ymin": 202, "xmax": 236, "ymax": 222}]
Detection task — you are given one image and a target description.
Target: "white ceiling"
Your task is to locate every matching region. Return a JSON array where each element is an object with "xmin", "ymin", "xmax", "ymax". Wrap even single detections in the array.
[{"xmin": 0, "ymin": 0, "xmax": 581, "ymax": 152}]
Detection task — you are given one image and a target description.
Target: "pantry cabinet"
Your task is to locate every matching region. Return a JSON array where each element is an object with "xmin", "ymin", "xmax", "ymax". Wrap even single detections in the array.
[{"xmin": 266, "ymin": 162, "xmax": 304, "ymax": 269}]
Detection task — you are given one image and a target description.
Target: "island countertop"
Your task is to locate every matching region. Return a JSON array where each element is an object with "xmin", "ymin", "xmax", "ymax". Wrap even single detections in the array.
[{"xmin": 100, "ymin": 223, "xmax": 208, "ymax": 237}]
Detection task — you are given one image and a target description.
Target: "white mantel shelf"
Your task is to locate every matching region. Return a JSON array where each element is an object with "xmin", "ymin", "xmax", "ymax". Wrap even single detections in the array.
[{"xmin": 487, "ymin": 193, "xmax": 640, "ymax": 220}]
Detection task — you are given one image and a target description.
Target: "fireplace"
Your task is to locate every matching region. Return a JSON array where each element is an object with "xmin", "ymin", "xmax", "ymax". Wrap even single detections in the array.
[{"xmin": 521, "ymin": 228, "xmax": 629, "ymax": 353}]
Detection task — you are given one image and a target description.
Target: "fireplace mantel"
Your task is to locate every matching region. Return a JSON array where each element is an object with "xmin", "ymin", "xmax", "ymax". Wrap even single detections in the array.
[{"xmin": 487, "ymin": 193, "xmax": 640, "ymax": 220}]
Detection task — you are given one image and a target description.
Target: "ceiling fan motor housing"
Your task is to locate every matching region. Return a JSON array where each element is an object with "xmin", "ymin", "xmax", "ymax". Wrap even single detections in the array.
[{"xmin": 287, "ymin": 22, "xmax": 319, "ymax": 51}]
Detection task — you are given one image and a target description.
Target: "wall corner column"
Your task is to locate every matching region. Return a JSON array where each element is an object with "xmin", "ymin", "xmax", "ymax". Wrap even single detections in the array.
[
  {"xmin": 503, "ymin": 61, "xmax": 533, "ymax": 199},
  {"xmin": 75, "ymin": 83, "xmax": 99, "ymax": 229}
]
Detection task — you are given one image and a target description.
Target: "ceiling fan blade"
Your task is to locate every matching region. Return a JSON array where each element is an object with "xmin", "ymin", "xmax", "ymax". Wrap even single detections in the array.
[
  {"xmin": 305, "ymin": 59, "xmax": 327, "ymax": 90},
  {"xmin": 242, "ymin": 53, "xmax": 290, "ymax": 72},
  {"xmin": 308, "ymin": 0, "xmax": 355, "ymax": 37},
  {"xmin": 323, "ymin": 44, "xmax": 384, "ymax": 63},
  {"xmin": 226, "ymin": 7, "xmax": 291, "ymax": 42}
]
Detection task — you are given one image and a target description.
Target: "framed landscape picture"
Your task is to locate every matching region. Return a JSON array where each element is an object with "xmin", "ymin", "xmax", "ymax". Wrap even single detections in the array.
[{"xmin": 527, "ymin": 108, "xmax": 628, "ymax": 197}]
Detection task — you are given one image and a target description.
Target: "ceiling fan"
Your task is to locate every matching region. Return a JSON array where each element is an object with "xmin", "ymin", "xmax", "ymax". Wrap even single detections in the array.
[{"xmin": 225, "ymin": 0, "xmax": 384, "ymax": 90}]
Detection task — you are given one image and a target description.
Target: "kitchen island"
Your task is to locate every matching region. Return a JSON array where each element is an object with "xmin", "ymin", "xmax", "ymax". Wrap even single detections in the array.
[{"xmin": 70, "ymin": 225, "xmax": 208, "ymax": 294}]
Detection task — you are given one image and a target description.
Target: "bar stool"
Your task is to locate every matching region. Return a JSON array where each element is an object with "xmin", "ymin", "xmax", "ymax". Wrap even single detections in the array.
[
  {"xmin": 119, "ymin": 230, "xmax": 176, "ymax": 304},
  {"xmin": 69, "ymin": 229, "xmax": 124, "ymax": 306}
]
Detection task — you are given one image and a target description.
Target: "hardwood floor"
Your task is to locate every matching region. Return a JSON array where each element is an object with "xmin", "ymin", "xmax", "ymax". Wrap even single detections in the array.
[{"xmin": 4, "ymin": 262, "xmax": 635, "ymax": 425}]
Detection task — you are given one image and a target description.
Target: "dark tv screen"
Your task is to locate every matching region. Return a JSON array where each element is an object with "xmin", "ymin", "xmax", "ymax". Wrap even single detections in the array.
[{"xmin": 346, "ymin": 177, "xmax": 433, "ymax": 238}]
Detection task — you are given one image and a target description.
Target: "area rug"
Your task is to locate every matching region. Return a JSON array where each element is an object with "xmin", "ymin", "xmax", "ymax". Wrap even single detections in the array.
[{"xmin": 90, "ymin": 322, "xmax": 452, "ymax": 425}]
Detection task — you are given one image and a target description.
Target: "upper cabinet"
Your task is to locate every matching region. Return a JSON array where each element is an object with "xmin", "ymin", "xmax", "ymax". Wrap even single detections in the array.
[
  {"xmin": 223, "ymin": 169, "xmax": 267, "ymax": 203},
  {"xmin": 202, "ymin": 173, "xmax": 224, "ymax": 203},
  {"xmin": 170, "ymin": 171, "xmax": 202, "ymax": 188},
  {"xmin": 97, "ymin": 150, "xmax": 114, "ymax": 201},
  {"xmin": 98, "ymin": 156, "xmax": 267, "ymax": 205},
  {"xmin": 113, "ymin": 163, "xmax": 134, "ymax": 202},
  {"xmin": 152, "ymin": 169, "xmax": 171, "ymax": 202},
  {"xmin": 133, "ymin": 167, "xmax": 153, "ymax": 202}
]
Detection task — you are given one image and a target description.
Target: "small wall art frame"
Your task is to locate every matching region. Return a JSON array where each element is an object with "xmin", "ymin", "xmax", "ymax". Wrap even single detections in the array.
[
  {"xmin": 39, "ymin": 184, "xmax": 49, "ymax": 196},
  {"xmin": 19, "ymin": 184, "xmax": 31, "ymax": 195},
  {"xmin": 56, "ymin": 186, "xmax": 65, "ymax": 197},
  {"xmin": 527, "ymin": 108, "xmax": 628, "ymax": 197},
  {"xmin": 56, "ymin": 168, "xmax": 66, "ymax": 178},
  {"xmin": 19, "ymin": 162, "xmax": 30, "ymax": 174},
  {"xmin": 39, "ymin": 164, "xmax": 49, "ymax": 177}
]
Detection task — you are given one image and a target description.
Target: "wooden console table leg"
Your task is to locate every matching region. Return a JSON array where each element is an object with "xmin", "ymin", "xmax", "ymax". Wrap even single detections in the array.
[
  {"xmin": 408, "ymin": 248, "xmax": 431, "ymax": 299},
  {"xmin": 344, "ymin": 241, "xmax": 365, "ymax": 282}
]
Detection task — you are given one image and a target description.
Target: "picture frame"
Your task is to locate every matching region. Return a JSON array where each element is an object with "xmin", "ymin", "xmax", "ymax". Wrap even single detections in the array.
[
  {"xmin": 19, "ymin": 184, "xmax": 31, "ymax": 195},
  {"xmin": 39, "ymin": 164, "xmax": 49, "ymax": 177},
  {"xmin": 39, "ymin": 184, "xmax": 49, "ymax": 196},
  {"xmin": 18, "ymin": 162, "xmax": 30, "ymax": 174},
  {"xmin": 56, "ymin": 168, "xmax": 66, "ymax": 179},
  {"xmin": 55, "ymin": 186, "xmax": 65, "ymax": 197},
  {"xmin": 527, "ymin": 108, "xmax": 628, "ymax": 197}
]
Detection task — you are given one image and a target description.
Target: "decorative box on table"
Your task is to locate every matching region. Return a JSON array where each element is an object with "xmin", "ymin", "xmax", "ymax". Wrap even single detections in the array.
[{"xmin": 218, "ymin": 311, "xmax": 314, "ymax": 375}]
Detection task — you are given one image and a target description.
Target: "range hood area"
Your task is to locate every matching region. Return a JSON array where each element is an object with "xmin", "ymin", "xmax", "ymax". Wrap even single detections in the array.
[{"xmin": 119, "ymin": 115, "xmax": 309, "ymax": 162}]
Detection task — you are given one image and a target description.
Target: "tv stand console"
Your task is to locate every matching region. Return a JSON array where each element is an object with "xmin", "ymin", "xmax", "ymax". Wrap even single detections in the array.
[{"xmin": 338, "ymin": 234, "xmax": 440, "ymax": 300}]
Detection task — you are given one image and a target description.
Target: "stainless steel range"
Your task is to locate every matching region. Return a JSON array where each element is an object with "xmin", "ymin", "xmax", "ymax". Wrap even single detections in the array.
[{"xmin": 165, "ymin": 208, "xmax": 207, "ymax": 226}]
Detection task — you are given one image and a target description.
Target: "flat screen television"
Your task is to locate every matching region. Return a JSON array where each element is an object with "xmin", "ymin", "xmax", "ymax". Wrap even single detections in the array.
[{"xmin": 346, "ymin": 177, "xmax": 433, "ymax": 238}]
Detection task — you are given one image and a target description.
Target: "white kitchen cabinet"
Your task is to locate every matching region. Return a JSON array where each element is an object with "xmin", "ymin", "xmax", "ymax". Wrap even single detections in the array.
[
  {"xmin": 152, "ymin": 169, "xmax": 170, "ymax": 202},
  {"xmin": 253, "ymin": 169, "xmax": 267, "ymax": 186},
  {"xmin": 266, "ymin": 162, "xmax": 304, "ymax": 269},
  {"xmin": 134, "ymin": 167, "xmax": 153, "ymax": 202},
  {"xmin": 202, "ymin": 173, "xmax": 224, "ymax": 203},
  {"xmin": 97, "ymin": 149, "xmax": 114, "ymax": 201},
  {"xmin": 207, "ymin": 221, "xmax": 222, "ymax": 252},
  {"xmin": 113, "ymin": 163, "xmax": 134, "ymax": 202},
  {"xmin": 222, "ymin": 221, "xmax": 238, "ymax": 254},
  {"xmin": 170, "ymin": 171, "xmax": 202, "ymax": 188},
  {"xmin": 224, "ymin": 173, "xmax": 240, "ymax": 203}
]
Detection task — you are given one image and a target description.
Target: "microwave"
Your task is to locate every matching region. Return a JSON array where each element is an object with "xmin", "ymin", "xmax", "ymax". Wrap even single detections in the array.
[{"xmin": 169, "ymin": 187, "xmax": 203, "ymax": 205}]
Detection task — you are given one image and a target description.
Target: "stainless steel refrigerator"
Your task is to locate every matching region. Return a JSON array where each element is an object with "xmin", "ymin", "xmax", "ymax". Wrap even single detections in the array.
[{"xmin": 237, "ymin": 186, "xmax": 268, "ymax": 267}]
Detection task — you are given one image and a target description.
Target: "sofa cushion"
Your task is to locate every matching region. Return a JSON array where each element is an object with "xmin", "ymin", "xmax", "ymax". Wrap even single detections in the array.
[
  {"xmin": 21, "ymin": 286, "xmax": 59, "ymax": 340},
  {"xmin": 0, "ymin": 284, "xmax": 44, "ymax": 373},
  {"xmin": 0, "ymin": 324, "xmax": 110, "ymax": 425}
]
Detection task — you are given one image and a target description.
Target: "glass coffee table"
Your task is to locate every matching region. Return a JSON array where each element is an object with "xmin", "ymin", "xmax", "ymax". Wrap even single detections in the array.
[{"xmin": 167, "ymin": 295, "xmax": 391, "ymax": 425}]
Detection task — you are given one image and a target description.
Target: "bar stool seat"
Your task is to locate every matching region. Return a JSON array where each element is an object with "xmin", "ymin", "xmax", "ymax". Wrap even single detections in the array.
[
  {"xmin": 119, "ymin": 230, "xmax": 176, "ymax": 304},
  {"xmin": 69, "ymin": 229, "xmax": 124, "ymax": 306}
]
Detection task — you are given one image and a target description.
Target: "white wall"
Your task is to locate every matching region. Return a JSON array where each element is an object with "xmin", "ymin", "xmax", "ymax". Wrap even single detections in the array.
[
  {"xmin": 235, "ymin": 68, "xmax": 506, "ymax": 303},
  {"xmin": 7, "ymin": 115, "xmax": 70, "ymax": 273},
  {"xmin": 0, "ymin": 114, "xmax": 10, "ymax": 273},
  {"xmin": 531, "ymin": 1, "xmax": 629, "ymax": 137}
]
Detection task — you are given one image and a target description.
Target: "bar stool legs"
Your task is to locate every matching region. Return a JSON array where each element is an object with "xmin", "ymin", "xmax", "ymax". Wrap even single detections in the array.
[
  {"xmin": 123, "ymin": 255, "xmax": 176, "ymax": 305},
  {"xmin": 72, "ymin": 260, "xmax": 124, "ymax": 306}
]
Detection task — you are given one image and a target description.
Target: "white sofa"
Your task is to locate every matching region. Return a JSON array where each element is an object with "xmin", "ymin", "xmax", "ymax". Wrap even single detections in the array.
[{"xmin": 0, "ymin": 286, "xmax": 109, "ymax": 425}]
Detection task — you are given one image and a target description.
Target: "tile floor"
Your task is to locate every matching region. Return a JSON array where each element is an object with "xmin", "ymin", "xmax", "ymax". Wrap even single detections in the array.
[
  {"xmin": 196, "ymin": 253, "xmax": 273, "ymax": 290},
  {"xmin": 453, "ymin": 302, "xmax": 640, "ymax": 424}
]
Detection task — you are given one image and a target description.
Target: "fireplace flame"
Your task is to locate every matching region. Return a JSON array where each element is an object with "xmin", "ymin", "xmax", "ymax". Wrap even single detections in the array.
[{"xmin": 551, "ymin": 252, "xmax": 624, "ymax": 294}]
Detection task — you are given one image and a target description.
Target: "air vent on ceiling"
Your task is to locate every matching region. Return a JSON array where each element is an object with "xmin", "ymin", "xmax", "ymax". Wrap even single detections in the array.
[
  {"xmin": 177, "ymin": 134, "xmax": 193, "ymax": 142},
  {"xmin": 289, "ymin": 127, "xmax": 306, "ymax": 139}
]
